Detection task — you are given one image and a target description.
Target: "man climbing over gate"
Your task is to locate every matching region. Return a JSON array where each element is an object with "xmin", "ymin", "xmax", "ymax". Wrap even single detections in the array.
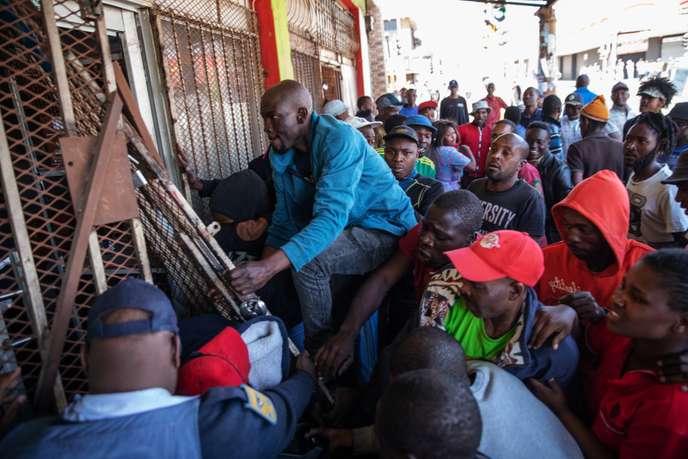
[{"xmin": 229, "ymin": 80, "xmax": 417, "ymax": 352}]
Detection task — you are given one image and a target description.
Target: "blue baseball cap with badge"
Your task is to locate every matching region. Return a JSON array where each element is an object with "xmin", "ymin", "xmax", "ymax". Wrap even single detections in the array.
[
  {"xmin": 404, "ymin": 114, "xmax": 438, "ymax": 134},
  {"xmin": 87, "ymin": 278, "xmax": 178, "ymax": 342}
]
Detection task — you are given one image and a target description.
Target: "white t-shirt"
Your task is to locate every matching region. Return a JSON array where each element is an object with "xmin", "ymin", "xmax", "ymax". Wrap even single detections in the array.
[
  {"xmin": 469, "ymin": 361, "xmax": 583, "ymax": 459},
  {"xmin": 627, "ymin": 165, "xmax": 688, "ymax": 244}
]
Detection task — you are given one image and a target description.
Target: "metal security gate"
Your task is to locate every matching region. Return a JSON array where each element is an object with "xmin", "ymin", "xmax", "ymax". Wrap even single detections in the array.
[
  {"xmin": 0, "ymin": 0, "xmax": 268, "ymax": 412},
  {"xmin": 153, "ymin": 0, "xmax": 265, "ymax": 184},
  {"xmin": 292, "ymin": 49, "xmax": 325, "ymax": 110},
  {"xmin": 0, "ymin": 0, "xmax": 150, "ymax": 405},
  {"xmin": 287, "ymin": 0, "xmax": 357, "ymax": 111}
]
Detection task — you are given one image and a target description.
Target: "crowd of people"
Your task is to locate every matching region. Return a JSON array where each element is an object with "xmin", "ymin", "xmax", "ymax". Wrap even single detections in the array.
[{"xmin": 2, "ymin": 73, "xmax": 688, "ymax": 459}]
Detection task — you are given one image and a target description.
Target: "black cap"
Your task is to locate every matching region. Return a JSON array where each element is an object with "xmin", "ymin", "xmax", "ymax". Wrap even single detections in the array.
[
  {"xmin": 448, "ymin": 80, "xmax": 458, "ymax": 89},
  {"xmin": 384, "ymin": 125, "xmax": 419, "ymax": 144},
  {"xmin": 662, "ymin": 152, "xmax": 688, "ymax": 185},
  {"xmin": 669, "ymin": 102, "xmax": 688, "ymax": 122},
  {"xmin": 564, "ymin": 92, "xmax": 583, "ymax": 106},
  {"xmin": 210, "ymin": 170, "xmax": 270, "ymax": 221}
]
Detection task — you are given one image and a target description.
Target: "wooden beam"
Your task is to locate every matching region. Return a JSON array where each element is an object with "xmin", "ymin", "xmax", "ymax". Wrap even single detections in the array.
[
  {"xmin": 35, "ymin": 93, "xmax": 124, "ymax": 411},
  {"xmin": 0, "ymin": 111, "xmax": 68, "ymax": 410}
]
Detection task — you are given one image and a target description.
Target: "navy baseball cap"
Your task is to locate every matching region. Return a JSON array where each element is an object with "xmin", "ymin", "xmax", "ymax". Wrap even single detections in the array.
[
  {"xmin": 448, "ymin": 80, "xmax": 459, "ymax": 89},
  {"xmin": 404, "ymin": 114, "xmax": 438, "ymax": 134},
  {"xmin": 384, "ymin": 125, "xmax": 419, "ymax": 144},
  {"xmin": 376, "ymin": 93, "xmax": 403, "ymax": 109},
  {"xmin": 87, "ymin": 278, "xmax": 179, "ymax": 341}
]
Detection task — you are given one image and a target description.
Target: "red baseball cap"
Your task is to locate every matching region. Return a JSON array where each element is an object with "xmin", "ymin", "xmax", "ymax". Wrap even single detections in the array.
[
  {"xmin": 177, "ymin": 326, "xmax": 250, "ymax": 395},
  {"xmin": 445, "ymin": 230, "xmax": 544, "ymax": 287},
  {"xmin": 418, "ymin": 100, "xmax": 438, "ymax": 110}
]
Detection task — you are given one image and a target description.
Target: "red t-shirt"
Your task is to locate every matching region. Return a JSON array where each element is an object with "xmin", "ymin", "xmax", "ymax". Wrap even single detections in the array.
[
  {"xmin": 483, "ymin": 95, "xmax": 508, "ymax": 130},
  {"xmin": 398, "ymin": 224, "xmax": 433, "ymax": 301},
  {"xmin": 536, "ymin": 241, "xmax": 653, "ymax": 309},
  {"xmin": 586, "ymin": 322, "xmax": 688, "ymax": 459},
  {"xmin": 458, "ymin": 123, "xmax": 491, "ymax": 177}
]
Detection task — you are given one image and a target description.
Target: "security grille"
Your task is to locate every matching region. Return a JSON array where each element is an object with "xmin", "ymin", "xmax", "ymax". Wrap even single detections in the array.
[
  {"xmin": 291, "ymin": 49, "xmax": 324, "ymax": 111},
  {"xmin": 287, "ymin": 0, "xmax": 356, "ymax": 110},
  {"xmin": 153, "ymin": 0, "xmax": 265, "ymax": 185},
  {"xmin": 0, "ymin": 0, "xmax": 255, "ymax": 410}
]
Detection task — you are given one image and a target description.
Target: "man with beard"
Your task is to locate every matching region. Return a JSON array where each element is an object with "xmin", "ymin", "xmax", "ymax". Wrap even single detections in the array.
[
  {"xmin": 314, "ymin": 191, "xmax": 484, "ymax": 378},
  {"xmin": 229, "ymin": 80, "xmax": 416, "ymax": 352},
  {"xmin": 467, "ymin": 133, "xmax": 545, "ymax": 241},
  {"xmin": 624, "ymin": 112, "xmax": 687, "ymax": 247}
]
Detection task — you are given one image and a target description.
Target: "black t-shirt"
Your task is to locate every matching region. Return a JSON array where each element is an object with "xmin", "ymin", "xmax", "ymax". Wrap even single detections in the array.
[
  {"xmin": 401, "ymin": 174, "xmax": 445, "ymax": 218},
  {"xmin": 467, "ymin": 178, "xmax": 545, "ymax": 238},
  {"xmin": 439, "ymin": 96, "xmax": 469, "ymax": 125}
]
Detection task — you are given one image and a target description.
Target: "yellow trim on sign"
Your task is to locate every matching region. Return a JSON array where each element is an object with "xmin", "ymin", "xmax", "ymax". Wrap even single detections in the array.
[{"xmin": 271, "ymin": 0, "xmax": 294, "ymax": 80}]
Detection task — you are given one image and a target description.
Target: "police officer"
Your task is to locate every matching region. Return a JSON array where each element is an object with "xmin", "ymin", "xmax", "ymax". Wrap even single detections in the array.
[{"xmin": 1, "ymin": 278, "xmax": 315, "ymax": 458}]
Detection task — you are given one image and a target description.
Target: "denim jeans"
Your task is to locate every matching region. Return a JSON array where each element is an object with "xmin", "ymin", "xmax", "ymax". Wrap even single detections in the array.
[{"xmin": 291, "ymin": 227, "xmax": 399, "ymax": 351}]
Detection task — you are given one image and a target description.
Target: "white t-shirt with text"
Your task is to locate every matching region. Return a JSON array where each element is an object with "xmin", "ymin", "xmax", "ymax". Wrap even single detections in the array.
[{"xmin": 627, "ymin": 165, "xmax": 688, "ymax": 244}]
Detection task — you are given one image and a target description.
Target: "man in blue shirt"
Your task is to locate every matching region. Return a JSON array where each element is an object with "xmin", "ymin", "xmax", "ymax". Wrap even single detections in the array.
[
  {"xmin": 1, "ymin": 278, "xmax": 315, "ymax": 458},
  {"xmin": 230, "ymin": 80, "xmax": 416, "ymax": 351},
  {"xmin": 573, "ymin": 74, "xmax": 597, "ymax": 105},
  {"xmin": 399, "ymin": 88, "xmax": 419, "ymax": 116}
]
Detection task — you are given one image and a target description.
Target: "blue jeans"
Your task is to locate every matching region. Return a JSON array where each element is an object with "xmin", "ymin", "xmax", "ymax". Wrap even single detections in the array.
[{"xmin": 291, "ymin": 227, "xmax": 398, "ymax": 351}]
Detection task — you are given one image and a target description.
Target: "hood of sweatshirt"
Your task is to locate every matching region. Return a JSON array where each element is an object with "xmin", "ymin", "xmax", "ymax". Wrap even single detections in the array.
[{"xmin": 551, "ymin": 170, "xmax": 629, "ymax": 273}]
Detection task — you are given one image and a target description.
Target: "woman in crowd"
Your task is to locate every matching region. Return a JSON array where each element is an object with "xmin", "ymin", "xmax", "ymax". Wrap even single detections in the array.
[
  {"xmin": 531, "ymin": 249, "xmax": 688, "ymax": 459},
  {"xmin": 425, "ymin": 120, "xmax": 476, "ymax": 191}
]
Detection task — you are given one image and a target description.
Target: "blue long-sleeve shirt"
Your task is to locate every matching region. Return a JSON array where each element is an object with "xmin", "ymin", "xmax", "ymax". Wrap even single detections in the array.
[
  {"xmin": 266, "ymin": 113, "xmax": 417, "ymax": 271},
  {"xmin": 1, "ymin": 371, "xmax": 314, "ymax": 459}
]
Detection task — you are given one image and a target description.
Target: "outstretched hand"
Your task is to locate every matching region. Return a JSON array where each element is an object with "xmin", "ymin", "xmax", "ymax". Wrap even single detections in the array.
[
  {"xmin": 177, "ymin": 148, "xmax": 204, "ymax": 192},
  {"xmin": 229, "ymin": 260, "xmax": 274, "ymax": 295},
  {"xmin": 315, "ymin": 332, "xmax": 356, "ymax": 379},
  {"xmin": 528, "ymin": 377, "xmax": 569, "ymax": 417},
  {"xmin": 559, "ymin": 291, "xmax": 606, "ymax": 322},
  {"xmin": 530, "ymin": 304, "xmax": 577, "ymax": 350}
]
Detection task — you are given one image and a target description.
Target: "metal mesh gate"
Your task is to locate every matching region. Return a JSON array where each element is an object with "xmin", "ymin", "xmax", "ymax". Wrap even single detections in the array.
[
  {"xmin": 153, "ymin": 0, "xmax": 265, "ymax": 184},
  {"xmin": 291, "ymin": 50, "xmax": 324, "ymax": 111},
  {"xmin": 0, "ymin": 0, "xmax": 149, "ymax": 402},
  {"xmin": 287, "ymin": 0, "xmax": 357, "ymax": 110},
  {"xmin": 0, "ymin": 0, "xmax": 260, "ymax": 410}
]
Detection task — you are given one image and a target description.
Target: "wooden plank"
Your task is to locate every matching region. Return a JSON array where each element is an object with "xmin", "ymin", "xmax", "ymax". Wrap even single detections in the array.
[
  {"xmin": 40, "ymin": 0, "xmax": 76, "ymax": 135},
  {"xmin": 130, "ymin": 218, "xmax": 153, "ymax": 283},
  {"xmin": 113, "ymin": 63, "xmax": 165, "ymax": 168},
  {"xmin": 0, "ymin": 111, "xmax": 68, "ymax": 409},
  {"xmin": 35, "ymin": 94, "xmax": 124, "ymax": 410}
]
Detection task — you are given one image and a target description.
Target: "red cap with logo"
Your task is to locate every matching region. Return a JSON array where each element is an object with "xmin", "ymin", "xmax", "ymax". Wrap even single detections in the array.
[
  {"xmin": 177, "ymin": 326, "xmax": 250, "ymax": 395},
  {"xmin": 445, "ymin": 230, "xmax": 544, "ymax": 287}
]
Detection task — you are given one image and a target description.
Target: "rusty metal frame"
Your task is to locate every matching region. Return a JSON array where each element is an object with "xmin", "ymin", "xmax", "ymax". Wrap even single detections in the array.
[
  {"xmin": 0, "ymin": 111, "xmax": 67, "ymax": 410},
  {"xmin": 35, "ymin": 93, "xmax": 125, "ymax": 410}
]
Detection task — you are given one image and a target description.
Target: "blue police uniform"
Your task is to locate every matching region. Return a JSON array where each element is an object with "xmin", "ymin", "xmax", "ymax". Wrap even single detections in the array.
[{"xmin": 1, "ymin": 371, "xmax": 313, "ymax": 459}]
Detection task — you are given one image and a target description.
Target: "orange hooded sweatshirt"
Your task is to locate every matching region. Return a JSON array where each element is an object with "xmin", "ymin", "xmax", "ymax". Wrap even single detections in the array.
[{"xmin": 537, "ymin": 170, "xmax": 653, "ymax": 309}]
